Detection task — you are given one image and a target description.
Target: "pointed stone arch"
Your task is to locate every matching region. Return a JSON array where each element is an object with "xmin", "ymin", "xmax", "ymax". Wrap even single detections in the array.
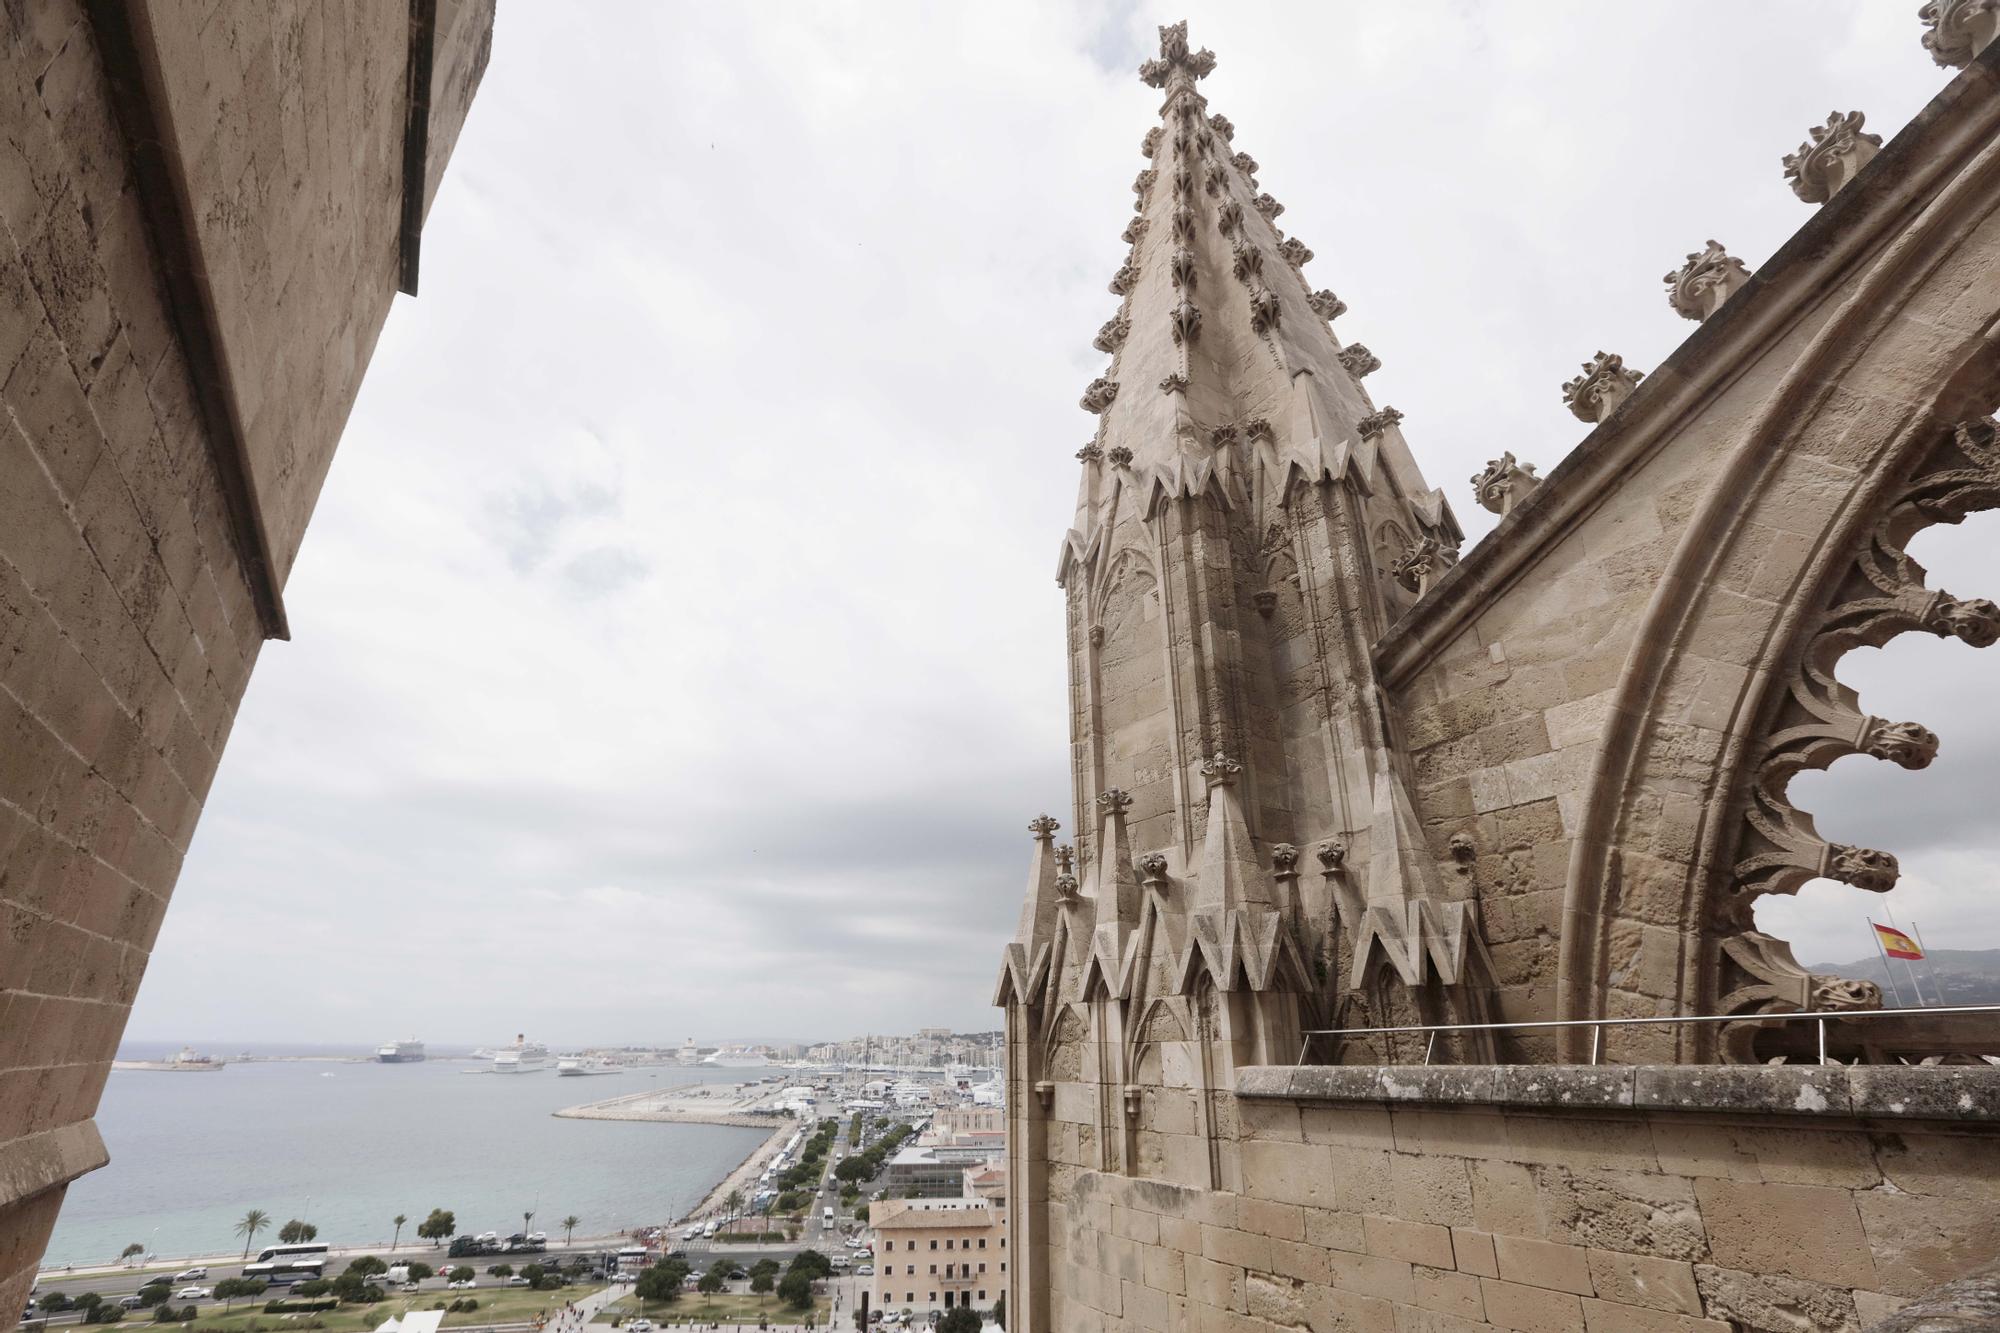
[{"xmin": 1557, "ymin": 175, "xmax": 2000, "ymax": 1058}]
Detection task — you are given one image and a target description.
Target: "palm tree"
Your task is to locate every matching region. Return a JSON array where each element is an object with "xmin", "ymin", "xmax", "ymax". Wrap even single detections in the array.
[
  {"xmin": 235, "ymin": 1209, "xmax": 270, "ymax": 1260},
  {"xmin": 560, "ymin": 1216, "xmax": 579, "ymax": 1246},
  {"xmin": 522, "ymin": 1210, "xmax": 534, "ymax": 1236},
  {"xmin": 391, "ymin": 1214, "xmax": 407, "ymax": 1252},
  {"xmin": 723, "ymin": 1189, "xmax": 743, "ymax": 1229}
]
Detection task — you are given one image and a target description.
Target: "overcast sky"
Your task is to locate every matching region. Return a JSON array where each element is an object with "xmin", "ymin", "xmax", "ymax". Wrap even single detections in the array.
[{"xmin": 127, "ymin": 3, "xmax": 1993, "ymax": 1047}]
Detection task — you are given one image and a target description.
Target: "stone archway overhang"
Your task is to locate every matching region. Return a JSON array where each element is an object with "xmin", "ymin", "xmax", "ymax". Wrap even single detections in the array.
[{"xmin": 1373, "ymin": 49, "xmax": 2000, "ymax": 1060}]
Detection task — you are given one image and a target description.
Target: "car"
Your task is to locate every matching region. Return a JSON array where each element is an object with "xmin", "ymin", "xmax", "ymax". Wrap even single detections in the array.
[
  {"xmin": 174, "ymin": 1288, "xmax": 211, "ymax": 1301},
  {"xmin": 172, "ymin": 1269, "xmax": 207, "ymax": 1283},
  {"xmin": 855, "ymin": 1265, "xmax": 873, "ymax": 1276},
  {"xmin": 117, "ymin": 1297, "xmax": 145, "ymax": 1310},
  {"xmin": 627, "ymin": 1322, "xmax": 655, "ymax": 1332},
  {"xmin": 505, "ymin": 1276, "xmax": 530, "ymax": 1287},
  {"xmin": 448, "ymin": 1280, "xmax": 475, "ymax": 1290}
]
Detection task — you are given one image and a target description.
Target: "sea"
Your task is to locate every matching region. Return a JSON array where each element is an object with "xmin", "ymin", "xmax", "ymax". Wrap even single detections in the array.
[{"xmin": 42, "ymin": 1043, "xmax": 769, "ymax": 1269}]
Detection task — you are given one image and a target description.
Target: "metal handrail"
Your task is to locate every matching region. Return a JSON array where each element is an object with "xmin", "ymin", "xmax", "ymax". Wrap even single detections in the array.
[{"xmin": 1294, "ymin": 1004, "xmax": 2000, "ymax": 1067}]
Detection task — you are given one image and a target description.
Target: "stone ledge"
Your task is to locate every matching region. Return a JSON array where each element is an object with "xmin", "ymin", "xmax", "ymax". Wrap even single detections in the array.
[
  {"xmin": 0, "ymin": 1120, "xmax": 109, "ymax": 1212},
  {"xmin": 1237, "ymin": 1065, "xmax": 2000, "ymax": 1121}
]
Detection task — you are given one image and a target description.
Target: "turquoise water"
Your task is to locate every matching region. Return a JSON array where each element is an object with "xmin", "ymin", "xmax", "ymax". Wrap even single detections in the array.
[{"xmin": 44, "ymin": 1048, "xmax": 766, "ymax": 1268}]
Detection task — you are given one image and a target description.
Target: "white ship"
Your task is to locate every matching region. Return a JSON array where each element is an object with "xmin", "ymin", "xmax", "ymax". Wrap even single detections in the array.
[
  {"xmin": 700, "ymin": 1045, "xmax": 771, "ymax": 1068},
  {"xmin": 492, "ymin": 1034, "xmax": 550, "ymax": 1074},
  {"xmin": 113, "ymin": 1045, "xmax": 226, "ymax": 1072},
  {"xmin": 556, "ymin": 1055, "xmax": 622, "ymax": 1077},
  {"xmin": 376, "ymin": 1039, "xmax": 426, "ymax": 1063}
]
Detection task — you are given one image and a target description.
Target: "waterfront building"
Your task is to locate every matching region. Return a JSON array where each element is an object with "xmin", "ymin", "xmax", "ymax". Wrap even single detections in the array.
[
  {"xmin": 996, "ymin": 17, "xmax": 2000, "ymax": 1332},
  {"xmin": 869, "ymin": 1170, "xmax": 1007, "ymax": 1318},
  {"xmin": 0, "ymin": 3, "xmax": 492, "ymax": 1307}
]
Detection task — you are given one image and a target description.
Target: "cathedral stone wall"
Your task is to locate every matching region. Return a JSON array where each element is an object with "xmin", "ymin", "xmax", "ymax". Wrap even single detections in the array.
[
  {"xmin": 0, "ymin": 1, "xmax": 490, "ymax": 1309},
  {"xmin": 1038, "ymin": 1066, "xmax": 2000, "ymax": 1333}
]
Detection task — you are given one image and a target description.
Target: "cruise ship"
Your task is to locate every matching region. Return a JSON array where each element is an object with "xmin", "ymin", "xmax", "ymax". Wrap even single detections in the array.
[
  {"xmin": 556, "ymin": 1055, "xmax": 621, "ymax": 1077},
  {"xmin": 492, "ymin": 1035, "xmax": 550, "ymax": 1074},
  {"xmin": 376, "ymin": 1039, "xmax": 426, "ymax": 1063}
]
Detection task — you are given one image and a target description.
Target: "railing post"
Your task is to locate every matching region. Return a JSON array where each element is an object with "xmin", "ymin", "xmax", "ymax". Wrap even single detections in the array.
[
  {"xmin": 1817, "ymin": 1017, "xmax": 1827, "ymax": 1066},
  {"xmin": 1296, "ymin": 1035, "xmax": 1310, "ymax": 1067},
  {"xmin": 1423, "ymin": 1031, "xmax": 1437, "ymax": 1066},
  {"xmin": 1589, "ymin": 1024, "xmax": 1601, "ymax": 1066}
]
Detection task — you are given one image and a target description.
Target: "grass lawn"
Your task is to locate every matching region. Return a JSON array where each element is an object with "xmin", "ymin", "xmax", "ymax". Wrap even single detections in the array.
[
  {"xmin": 597, "ymin": 1291, "xmax": 831, "ymax": 1323},
  {"xmin": 178, "ymin": 1283, "xmax": 607, "ymax": 1332}
]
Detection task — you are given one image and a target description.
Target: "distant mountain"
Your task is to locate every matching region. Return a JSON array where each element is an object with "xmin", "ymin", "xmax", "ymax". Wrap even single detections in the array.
[{"xmin": 1809, "ymin": 948, "xmax": 2000, "ymax": 1006}]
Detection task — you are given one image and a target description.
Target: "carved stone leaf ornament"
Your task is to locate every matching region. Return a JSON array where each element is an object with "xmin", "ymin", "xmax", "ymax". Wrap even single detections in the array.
[
  {"xmin": 1081, "ymin": 377, "xmax": 1120, "ymax": 414},
  {"xmin": 1561, "ymin": 350, "xmax": 1644, "ymax": 423},
  {"xmin": 1208, "ymin": 114, "xmax": 1234, "ymax": 142},
  {"xmin": 1253, "ymin": 193, "xmax": 1284, "ymax": 221},
  {"xmin": 1122, "ymin": 217, "xmax": 1149, "ymax": 245},
  {"xmin": 1160, "ymin": 371, "xmax": 1190, "ymax": 395},
  {"xmin": 1132, "ymin": 169, "xmax": 1157, "ymax": 209},
  {"xmin": 1173, "ymin": 202, "xmax": 1197, "ymax": 242},
  {"xmin": 1249, "ymin": 286, "xmax": 1280, "ymax": 335},
  {"xmin": 1337, "ymin": 344, "xmax": 1380, "ymax": 379},
  {"xmin": 1109, "ymin": 262, "xmax": 1138, "ymax": 296},
  {"xmin": 1217, "ymin": 200, "xmax": 1243, "ymax": 234},
  {"xmin": 1307, "ymin": 289, "xmax": 1347, "ymax": 322},
  {"xmin": 1138, "ymin": 20, "xmax": 1218, "ymax": 88},
  {"xmin": 1356, "ymin": 406, "xmax": 1404, "ymax": 439},
  {"xmin": 1782, "ymin": 111, "xmax": 1883, "ymax": 204},
  {"xmin": 1107, "ymin": 445, "xmax": 1134, "ymax": 467},
  {"xmin": 1277, "ymin": 237, "xmax": 1313, "ymax": 270},
  {"xmin": 1094, "ymin": 314, "xmax": 1130, "ymax": 354},
  {"xmin": 1170, "ymin": 299, "xmax": 1203, "ymax": 345},
  {"xmin": 1664, "ymin": 239, "xmax": 1752, "ymax": 322},
  {"xmin": 1921, "ymin": 0, "xmax": 2000, "ymax": 66},
  {"xmin": 1076, "ymin": 442, "xmax": 1104, "ymax": 463},
  {"xmin": 1171, "ymin": 246, "xmax": 1198, "ymax": 290},
  {"xmin": 1471, "ymin": 451, "xmax": 1540, "ymax": 516}
]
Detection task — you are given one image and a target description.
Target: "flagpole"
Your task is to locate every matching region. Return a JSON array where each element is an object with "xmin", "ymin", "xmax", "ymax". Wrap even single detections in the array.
[
  {"xmin": 1866, "ymin": 917, "xmax": 1908, "ymax": 1008},
  {"xmin": 1883, "ymin": 904, "xmax": 1932, "ymax": 1007},
  {"xmin": 1909, "ymin": 920, "xmax": 1946, "ymax": 1006}
]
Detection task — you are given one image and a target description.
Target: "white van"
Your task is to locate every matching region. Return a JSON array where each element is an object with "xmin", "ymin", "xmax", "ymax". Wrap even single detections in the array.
[{"xmin": 823, "ymin": 1207, "xmax": 835, "ymax": 1223}]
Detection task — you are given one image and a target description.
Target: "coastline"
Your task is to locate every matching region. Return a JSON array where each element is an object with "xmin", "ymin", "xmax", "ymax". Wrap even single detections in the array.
[{"xmin": 552, "ymin": 1081, "xmax": 801, "ymax": 1224}]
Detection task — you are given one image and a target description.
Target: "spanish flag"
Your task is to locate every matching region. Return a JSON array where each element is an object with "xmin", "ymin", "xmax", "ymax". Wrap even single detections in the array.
[{"xmin": 1873, "ymin": 922, "xmax": 1925, "ymax": 961}]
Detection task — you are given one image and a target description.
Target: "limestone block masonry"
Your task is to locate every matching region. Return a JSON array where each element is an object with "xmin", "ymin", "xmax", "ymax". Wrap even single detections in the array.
[
  {"xmin": 1000, "ymin": 18, "xmax": 2000, "ymax": 1333},
  {"xmin": 0, "ymin": 0, "xmax": 492, "ymax": 1309}
]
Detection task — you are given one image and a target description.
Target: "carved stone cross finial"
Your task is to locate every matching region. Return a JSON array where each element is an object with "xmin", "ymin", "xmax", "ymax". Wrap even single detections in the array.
[
  {"xmin": 1783, "ymin": 111, "xmax": 1882, "ymax": 204},
  {"xmin": 1921, "ymin": 0, "xmax": 2000, "ymax": 66},
  {"xmin": 1138, "ymin": 851, "xmax": 1170, "ymax": 886},
  {"xmin": 1562, "ymin": 351, "xmax": 1644, "ymax": 423},
  {"xmin": 1139, "ymin": 20, "xmax": 1217, "ymax": 90},
  {"xmin": 1075, "ymin": 442, "xmax": 1103, "ymax": 463},
  {"xmin": 1271, "ymin": 843, "xmax": 1300, "ymax": 874},
  {"xmin": 1664, "ymin": 240, "xmax": 1752, "ymax": 322},
  {"xmin": 1054, "ymin": 843, "xmax": 1076, "ymax": 874},
  {"xmin": 1028, "ymin": 814, "xmax": 1061, "ymax": 840},
  {"xmin": 1316, "ymin": 839, "xmax": 1347, "ymax": 873},
  {"xmin": 1199, "ymin": 751, "xmax": 1242, "ymax": 787},
  {"xmin": 1097, "ymin": 788, "xmax": 1135, "ymax": 815},
  {"xmin": 1391, "ymin": 535, "xmax": 1457, "ymax": 597},
  {"xmin": 1054, "ymin": 872, "xmax": 1082, "ymax": 904},
  {"xmin": 1471, "ymin": 452, "xmax": 1540, "ymax": 517},
  {"xmin": 1107, "ymin": 445, "xmax": 1134, "ymax": 468}
]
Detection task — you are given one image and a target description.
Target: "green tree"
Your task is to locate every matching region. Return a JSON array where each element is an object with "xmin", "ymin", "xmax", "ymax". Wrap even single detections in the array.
[
  {"xmin": 486, "ymin": 1264, "xmax": 513, "ymax": 1279},
  {"xmin": 992, "ymin": 1292, "xmax": 1006, "ymax": 1329},
  {"xmin": 345, "ymin": 1256, "xmax": 388, "ymax": 1278},
  {"xmin": 405, "ymin": 1262, "xmax": 434, "ymax": 1282},
  {"xmin": 776, "ymin": 1270, "xmax": 813, "ymax": 1311},
  {"xmin": 696, "ymin": 1265, "xmax": 726, "ymax": 1295},
  {"xmin": 38, "ymin": 1294, "xmax": 73, "ymax": 1314},
  {"xmin": 522, "ymin": 1210, "xmax": 535, "ymax": 1236},
  {"xmin": 82, "ymin": 1304, "xmax": 124, "ymax": 1325},
  {"xmin": 938, "ymin": 1308, "xmax": 981, "ymax": 1333},
  {"xmin": 787, "ymin": 1249, "xmax": 832, "ymax": 1281},
  {"xmin": 234, "ymin": 1209, "xmax": 271, "ymax": 1260},
  {"xmin": 520, "ymin": 1265, "xmax": 546, "ymax": 1286},
  {"xmin": 447, "ymin": 1267, "xmax": 474, "ymax": 1284},
  {"xmin": 119, "ymin": 1243, "xmax": 144, "ymax": 1265},
  {"xmin": 391, "ymin": 1214, "xmax": 408, "ymax": 1252},
  {"xmin": 723, "ymin": 1189, "xmax": 744, "ymax": 1225},
  {"xmin": 278, "ymin": 1219, "xmax": 318, "ymax": 1245},
  {"xmin": 214, "ymin": 1278, "xmax": 266, "ymax": 1311},
  {"xmin": 634, "ymin": 1258, "xmax": 687, "ymax": 1307},
  {"xmin": 73, "ymin": 1295, "xmax": 103, "ymax": 1312},
  {"xmin": 295, "ymin": 1280, "xmax": 333, "ymax": 1298},
  {"xmin": 132, "ymin": 1286, "xmax": 168, "ymax": 1310},
  {"xmin": 417, "ymin": 1209, "xmax": 457, "ymax": 1245},
  {"xmin": 561, "ymin": 1215, "xmax": 580, "ymax": 1246}
]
